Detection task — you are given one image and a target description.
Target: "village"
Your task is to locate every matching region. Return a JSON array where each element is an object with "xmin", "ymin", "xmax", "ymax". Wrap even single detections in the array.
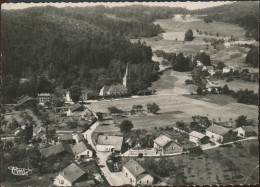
[{"xmin": 1, "ymin": 2, "xmax": 259, "ymax": 187}]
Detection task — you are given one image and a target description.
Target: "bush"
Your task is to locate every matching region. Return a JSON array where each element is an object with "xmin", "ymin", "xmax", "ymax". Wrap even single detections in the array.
[
  {"xmin": 108, "ymin": 106, "xmax": 123, "ymax": 114},
  {"xmin": 147, "ymin": 103, "xmax": 160, "ymax": 114},
  {"xmin": 226, "ymin": 77, "xmax": 233, "ymax": 82}
]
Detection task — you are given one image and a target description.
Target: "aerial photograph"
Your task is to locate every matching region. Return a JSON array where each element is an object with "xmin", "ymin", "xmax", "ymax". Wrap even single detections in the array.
[{"xmin": 1, "ymin": 1, "xmax": 259, "ymax": 186}]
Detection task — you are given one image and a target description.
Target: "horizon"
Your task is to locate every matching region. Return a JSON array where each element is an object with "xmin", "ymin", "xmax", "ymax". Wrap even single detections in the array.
[{"xmin": 2, "ymin": 2, "xmax": 233, "ymax": 10}]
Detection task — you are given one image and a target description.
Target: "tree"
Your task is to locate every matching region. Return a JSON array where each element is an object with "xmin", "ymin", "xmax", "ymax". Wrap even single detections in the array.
[
  {"xmin": 108, "ymin": 106, "xmax": 123, "ymax": 114},
  {"xmin": 217, "ymin": 61, "xmax": 225, "ymax": 69},
  {"xmin": 67, "ymin": 118, "xmax": 78, "ymax": 129},
  {"xmin": 119, "ymin": 120, "xmax": 133, "ymax": 135},
  {"xmin": 147, "ymin": 103, "xmax": 160, "ymax": 114},
  {"xmin": 36, "ymin": 76, "xmax": 53, "ymax": 93},
  {"xmin": 176, "ymin": 121, "xmax": 185, "ymax": 130},
  {"xmin": 69, "ymin": 85, "xmax": 81, "ymax": 103},
  {"xmin": 96, "ymin": 112, "xmax": 103, "ymax": 121},
  {"xmin": 138, "ymin": 153, "xmax": 143, "ymax": 158},
  {"xmin": 184, "ymin": 29, "xmax": 194, "ymax": 41},
  {"xmin": 210, "ymin": 87, "xmax": 216, "ymax": 94},
  {"xmin": 235, "ymin": 115, "xmax": 248, "ymax": 127},
  {"xmin": 245, "ymin": 46, "xmax": 258, "ymax": 67},
  {"xmin": 132, "ymin": 105, "xmax": 143, "ymax": 111},
  {"xmin": 197, "ymin": 86, "xmax": 203, "ymax": 95},
  {"xmin": 222, "ymin": 85, "xmax": 229, "ymax": 94}
]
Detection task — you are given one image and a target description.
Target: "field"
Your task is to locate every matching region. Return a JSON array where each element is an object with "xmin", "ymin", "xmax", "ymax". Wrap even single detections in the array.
[{"xmin": 165, "ymin": 139, "xmax": 259, "ymax": 185}]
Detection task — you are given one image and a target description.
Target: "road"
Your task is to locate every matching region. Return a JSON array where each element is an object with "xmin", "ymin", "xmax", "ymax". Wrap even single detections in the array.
[{"xmin": 83, "ymin": 104, "xmax": 129, "ymax": 186}]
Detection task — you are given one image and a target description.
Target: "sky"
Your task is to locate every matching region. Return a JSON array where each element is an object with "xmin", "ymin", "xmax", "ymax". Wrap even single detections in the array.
[{"xmin": 2, "ymin": 1, "xmax": 233, "ymax": 10}]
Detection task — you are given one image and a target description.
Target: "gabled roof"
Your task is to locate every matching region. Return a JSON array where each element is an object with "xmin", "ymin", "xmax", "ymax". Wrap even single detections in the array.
[
  {"xmin": 40, "ymin": 143, "xmax": 73, "ymax": 157},
  {"xmin": 33, "ymin": 126, "xmax": 46, "ymax": 134},
  {"xmin": 60, "ymin": 163, "xmax": 86, "ymax": 184},
  {"xmin": 100, "ymin": 85, "xmax": 110, "ymax": 94},
  {"xmin": 16, "ymin": 96, "xmax": 35, "ymax": 107},
  {"xmin": 69, "ymin": 104, "xmax": 84, "ymax": 112},
  {"xmin": 206, "ymin": 125, "xmax": 231, "ymax": 136},
  {"xmin": 154, "ymin": 134, "xmax": 172, "ymax": 147},
  {"xmin": 97, "ymin": 135, "xmax": 123, "ymax": 151},
  {"xmin": 190, "ymin": 131, "xmax": 207, "ymax": 139},
  {"xmin": 124, "ymin": 160, "xmax": 146, "ymax": 178},
  {"xmin": 72, "ymin": 141, "xmax": 92, "ymax": 155},
  {"xmin": 73, "ymin": 132, "xmax": 85, "ymax": 142}
]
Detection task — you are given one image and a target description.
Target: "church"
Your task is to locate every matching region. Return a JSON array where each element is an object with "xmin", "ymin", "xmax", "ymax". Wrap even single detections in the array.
[{"xmin": 99, "ymin": 64, "xmax": 129, "ymax": 96}]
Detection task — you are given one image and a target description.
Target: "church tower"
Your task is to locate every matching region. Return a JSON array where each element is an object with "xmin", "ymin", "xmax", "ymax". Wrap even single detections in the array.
[{"xmin": 123, "ymin": 63, "xmax": 129, "ymax": 87}]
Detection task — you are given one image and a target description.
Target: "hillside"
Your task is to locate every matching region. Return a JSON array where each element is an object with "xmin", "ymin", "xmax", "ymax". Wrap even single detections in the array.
[{"xmin": 192, "ymin": 1, "xmax": 259, "ymax": 40}]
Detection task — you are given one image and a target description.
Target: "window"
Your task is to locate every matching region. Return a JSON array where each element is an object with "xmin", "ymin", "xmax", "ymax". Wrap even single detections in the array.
[
  {"xmin": 140, "ymin": 181, "xmax": 142, "ymax": 184},
  {"xmin": 60, "ymin": 180, "xmax": 64, "ymax": 184},
  {"xmin": 172, "ymin": 146, "xmax": 175, "ymax": 150},
  {"xmin": 147, "ymin": 180, "xmax": 149, "ymax": 183}
]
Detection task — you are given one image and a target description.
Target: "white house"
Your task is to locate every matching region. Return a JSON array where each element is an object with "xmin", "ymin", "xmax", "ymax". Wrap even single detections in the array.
[
  {"xmin": 66, "ymin": 91, "xmax": 73, "ymax": 102},
  {"xmin": 197, "ymin": 60, "xmax": 203, "ymax": 67},
  {"xmin": 222, "ymin": 67, "xmax": 231, "ymax": 73},
  {"xmin": 53, "ymin": 163, "xmax": 88, "ymax": 186},
  {"xmin": 72, "ymin": 141, "xmax": 93, "ymax": 160},
  {"xmin": 123, "ymin": 160, "xmax": 154, "ymax": 186},
  {"xmin": 236, "ymin": 126, "xmax": 257, "ymax": 138},
  {"xmin": 189, "ymin": 131, "xmax": 210, "ymax": 145},
  {"xmin": 96, "ymin": 135, "xmax": 123, "ymax": 152},
  {"xmin": 33, "ymin": 126, "xmax": 46, "ymax": 138},
  {"xmin": 224, "ymin": 42, "xmax": 231, "ymax": 48}
]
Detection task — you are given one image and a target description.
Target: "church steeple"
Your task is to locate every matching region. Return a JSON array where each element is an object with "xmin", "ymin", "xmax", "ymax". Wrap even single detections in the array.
[{"xmin": 123, "ymin": 63, "xmax": 129, "ymax": 87}]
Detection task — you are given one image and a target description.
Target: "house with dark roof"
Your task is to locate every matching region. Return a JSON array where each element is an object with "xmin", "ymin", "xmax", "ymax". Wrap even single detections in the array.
[
  {"xmin": 123, "ymin": 160, "xmax": 154, "ymax": 186},
  {"xmin": 206, "ymin": 125, "xmax": 236, "ymax": 143},
  {"xmin": 67, "ymin": 104, "xmax": 84, "ymax": 116},
  {"xmin": 53, "ymin": 163, "xmax": 89, "ymax": 186},
  {"xmin": 33, "ymin": 126, "xmax": 46, "ymax": 139},
  {"xmin": 15, "ymin": 96, "xmax": 37, "ymax": 110},
  {"xmin": 153, "ymin": 134, "xmax": 183, "ymax": 155},
  {"xmin": 96, "ymin": 135, "xmax": 123, "ymax": 152},
  {"xmin": 40, "ymin": 143, "xmax": 73, "ymax": 158},
  {"xmin": 99, "ymin": 85, "xmax": 128, "ymax": 96},
  {"xmin": 189, "ymin": 131, "xmax": 210, "ymax": 145},
  {"xmin": 72, "ymin": 141, "xmax": 93, "ymax": 160},
  {"xmin": 236, "ymin": 126, "xmax": 257, "ymax": 138}
]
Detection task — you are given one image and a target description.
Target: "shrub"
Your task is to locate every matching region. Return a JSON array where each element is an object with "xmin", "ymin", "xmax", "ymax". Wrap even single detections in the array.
[{"xmin": 108, "ymin": 106, "xmax": 123, "ymax": 114}]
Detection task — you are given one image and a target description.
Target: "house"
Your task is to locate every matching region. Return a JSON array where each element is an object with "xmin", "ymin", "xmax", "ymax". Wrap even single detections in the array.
[
  {"xmin": 224, "ymin": 42, "xmax": 231, "ymax": 48},
  {"xmin": 197, "ymin": 60, "xmax": 203, "ymax": 67},
  {"xmin": 80, "ymin": 90, "xmax": 96, "ymax": 101},
  {"xmin": 222, "ymin": 67, "xmax": 231, "ymax": 73},
  {"xmin": 54, "ymin": 107, "xmax": 69, "ymax": 116},
  {"xmin": 123, "ymin": 160, "xmax": 154, "ymax": 186},
  {"xmin": 206, "ymin": 80, "xmax": 220, "ymax": 89},
  {"xmin": 40, "ymin": 143, "xmax": 73, "ymax": 158},
  {"xmin": 67, "ymin": 104, "xmax": 84, "ymax": 116},
  {"xmin": 72, "ymin": 141, "xmax": 93, "ymax": 160},
  {"xmin": 206, "ymin": 66, "xmax": 215, "ymax": 75},
  {"xmin": 37, "ymin": 93, "xmax": 52, "ymax": 105},
  {"xmin": 206, "ymin": 125, "xmax": 236, "ymax": 143},
  {"xmin": 58, "ymin": 134, "xmax": 76, "ymax": 144},
  {"xmin": 53, "ymin": 163, "xmax": 89, "ymax": 186},
  {"xmin": 153, "ymin": 134, "xmax": 183, "ymax": 155},
  {"xmin": 189, "ymin": 131, "xmax": 210, "ymax": 145},
  {"xmin": 14, "ymin": 127, "xmax": 23, "ymax": 136},
  {"xmin": 96, "ymin": 135, "xmax": 123, "ymax": 152},
  {"xmin": 182, "ymin": 142, "xmax": 199, "ymax": 153},
  {"xmin": 236, "ymin": 126, "xmax": 257, "ymax": 138},
  {"xmin": 72, "ymin": 132, "xmax": 85, "ymax": 144},
  {"xmin": 19, "ymin": 78, "xmax": 29, "ymax": 84},
  {"xmin": 33, "ymin": 126, "xmax": 46, "ymax": 139}
]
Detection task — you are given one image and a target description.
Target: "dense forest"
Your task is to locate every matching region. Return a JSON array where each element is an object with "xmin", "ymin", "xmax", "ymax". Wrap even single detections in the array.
[
  {"xmin": 3, "ymin": 6, "xmax": 185, "ymax": 103},
  {"xmin": 192, "ymin": 1, "xmax": 259, "ymax": 40},
  {"xmin": 2, "ymin": 3, "xmax": 259, "ymax": 103}
]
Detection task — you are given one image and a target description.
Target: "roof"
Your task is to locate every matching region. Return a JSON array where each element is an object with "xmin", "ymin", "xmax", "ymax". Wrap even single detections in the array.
[
  {"xmin": 206, "ymin": 125, "xmax": 230, "ymax": 136},
  {"xmin": 108, "ymin": 85, "xmax": 127, "ymax": 93},
  {"xmin": 190, "ymin": 131, "xmax": 207, "ymax": 139},
  {"xmin": 16, "ymin": 96, "xmax": 35, "ymax": 106},
  {"xmin": 72, "ymin": 142, "xmax": 92, "ymax": 155},
  {"xmin": 58, "ymin": 134, "xmax": 73, "ymax": 141},
  {"xmin": 97, "ymin": 135, "xmax": 123, "ymax": 151},
  {"xmin": 60, "ymin": 163, "xmax": 86, "ymax": 184},
  {"xmin": 69, "ymin": 104, "xmax": 84, "ymax": 112},
  {"xmin": 38, "ymin": 93, "xmax": 51, "ymax": 97},
  {"xmin": 154, "ymin": 134, "xmax": 172, "ymax": 147},
  {"xmin": 33, "ymin": 126, "xmax": 46, "ymax": 134},
  {"xmin": 75, "ymin": 180, "xmax": 95, "ymax": 186},
  {"xmin": 40, "ymin": 143, "xmax": 73, "ymax": 157},
  {"xmin": 124, "ymin": 160, "xmax": 145, "ymax": 178},
  {"xmin": 205, "ymin": 66, "xmax": 214, "ymax": 71}
]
